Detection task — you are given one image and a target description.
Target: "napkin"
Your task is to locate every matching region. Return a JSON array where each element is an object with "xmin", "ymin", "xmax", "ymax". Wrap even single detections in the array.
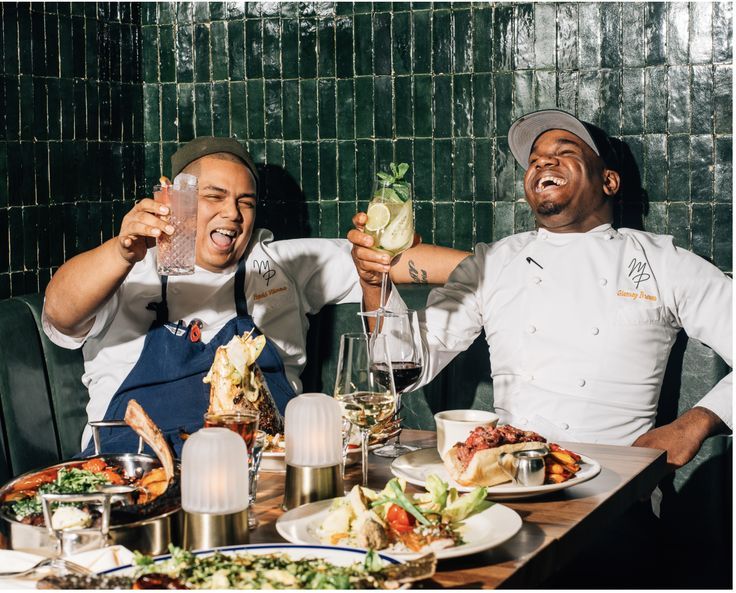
[{"xmin": 0, "ymin": 545, "xmax": 134, "ymax": 589}]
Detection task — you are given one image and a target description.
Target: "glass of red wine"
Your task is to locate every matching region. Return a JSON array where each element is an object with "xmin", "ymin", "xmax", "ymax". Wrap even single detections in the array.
[{"xmin": 369, "ymin": 309, "xmax": 423, "ymax": 458}]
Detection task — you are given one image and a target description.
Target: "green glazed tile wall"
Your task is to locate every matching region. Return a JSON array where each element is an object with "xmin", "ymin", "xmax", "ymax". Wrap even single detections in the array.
[
  {"xmin": 0, "ymin": 2, "xmax": 144, "ymax": 299},
  {"xmin": 140, "ymin": 1, "xmax": 732, "ymax": 271},
  {"xmin": 1, "ymin": 2, "xmax": 733, "ymax": 302}
]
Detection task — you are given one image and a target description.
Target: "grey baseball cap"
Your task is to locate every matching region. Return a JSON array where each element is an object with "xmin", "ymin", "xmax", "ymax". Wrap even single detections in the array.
[
  {"xmin": 508, "ymin": 109, "xmax": 620, "ymax": 171},
  {"xmin": 171, "ymin": 136, "xmax": 259, "ymax": 192}
]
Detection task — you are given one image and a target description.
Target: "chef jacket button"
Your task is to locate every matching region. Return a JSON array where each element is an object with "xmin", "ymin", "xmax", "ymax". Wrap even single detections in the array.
[
  {"xmin": 591, "ymin": 327, "xmax": 599, "ymax": 335},
  {"xmin": 577, "ymin": 379, "xmax": 586, "ymax": 387},
  {"xmin": 600, "ymin": 278, "xmax": 608, "ymax": 287},
  {"xmin": 532, "ymin": 276, "xmax": 542, "ymax": 285},
  {"xmin": 560, "ymin": 422, "xmax": 570, "ymax": 430},
  {"xmin": 527, "ymin": 325, "xmax": 537, "ymax": 334},
  {"xmin": 604, "ymin": 233, "xmax": 613, "ymax": 240}
]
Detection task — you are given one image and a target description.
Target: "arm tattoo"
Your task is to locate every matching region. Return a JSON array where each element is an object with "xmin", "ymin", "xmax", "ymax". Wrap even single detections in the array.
[{"xmin": 408, "ymin": 259, "xmax": 428, "ymax": 284}]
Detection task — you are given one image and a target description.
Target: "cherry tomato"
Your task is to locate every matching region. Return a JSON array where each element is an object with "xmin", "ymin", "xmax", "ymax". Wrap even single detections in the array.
[{"xmin": 386, "ymin": 504, "xmax": 415, "ymax": 533}]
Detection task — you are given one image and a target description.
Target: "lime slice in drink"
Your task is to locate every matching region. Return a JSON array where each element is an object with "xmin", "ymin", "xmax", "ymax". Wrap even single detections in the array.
[
  {"xmin": 366, "ymin": 202, "xmax": 392, "ymax": 232},
  {"xmin": 378, "ymin": 200, "xmax": 414, "ymax": 253}
]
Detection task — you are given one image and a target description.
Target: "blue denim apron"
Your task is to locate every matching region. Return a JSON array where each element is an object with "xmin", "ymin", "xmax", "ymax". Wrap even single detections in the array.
[{"xmin": 82, "ymin": 256, "xmax": 295, "ymax": 457}]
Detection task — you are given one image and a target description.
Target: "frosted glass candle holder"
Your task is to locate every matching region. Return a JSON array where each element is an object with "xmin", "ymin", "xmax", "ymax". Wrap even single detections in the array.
[{"xmin": 181, "ymin": 427, "xmax": 249, "ymax": 514}]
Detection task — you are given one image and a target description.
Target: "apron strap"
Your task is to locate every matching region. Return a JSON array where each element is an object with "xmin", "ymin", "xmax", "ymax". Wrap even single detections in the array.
[
  {"xmin": 234, "ymin": 256, "xmax": 249, "ymax": 317},
  {"xmin": 146, "ymin": 275, "xmax": 170, "ymax": 325}
]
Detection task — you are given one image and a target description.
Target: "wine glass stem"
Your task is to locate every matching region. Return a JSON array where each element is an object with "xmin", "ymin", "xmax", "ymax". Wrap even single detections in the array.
[
  {"xmin": 379, "ymin": 272, "xmax": 388, "ymax": 311},
  {"xmin": 360, "ymin": 427, "xmax": 370, "ymax": 486},
  {"xmin": 394, "ymin": 392, "xmax": 403, "ymax": 446}
]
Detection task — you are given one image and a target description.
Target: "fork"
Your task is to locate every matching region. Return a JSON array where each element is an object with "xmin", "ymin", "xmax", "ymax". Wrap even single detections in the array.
[{"xmin": 0, "ymin": 557, "xmax": 93, "ymax": 579}]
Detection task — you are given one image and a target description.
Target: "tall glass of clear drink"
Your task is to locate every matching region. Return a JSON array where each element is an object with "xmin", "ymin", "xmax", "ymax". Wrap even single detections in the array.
[{"xmin": 154, "ymin": 173, "xmax": 198, "ymax": 275}]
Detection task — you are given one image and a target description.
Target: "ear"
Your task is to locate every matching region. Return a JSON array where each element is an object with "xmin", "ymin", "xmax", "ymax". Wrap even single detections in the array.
[{"xmin": 602, "ymin": 169, "xmax": 620, "ymax": 197}]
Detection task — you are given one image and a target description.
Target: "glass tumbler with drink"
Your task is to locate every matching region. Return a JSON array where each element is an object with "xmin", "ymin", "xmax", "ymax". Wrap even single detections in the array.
[
  {"xmin": 154, "ymin": 173, "xmax": 198, "ymax": 276},
  {"xmin": 203, "ymin": 410, "xmax": 261, "ymax": 528},
  {"xmin": 363, "ymin": 163, "xmax": 415, "ymax": 313},
  {"xmin": 333, "ymin": 333, "xmax": 396, "ymax": 485}
]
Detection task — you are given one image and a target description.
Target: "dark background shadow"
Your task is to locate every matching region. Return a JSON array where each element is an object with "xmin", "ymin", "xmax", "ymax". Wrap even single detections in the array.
[
  {"xmin": 611, "ymin": 138, "xmax": 649, "ymax": 231},
  {"xmin": 255, "ymin": 164, "xmax": 310, "ymax": 239}
]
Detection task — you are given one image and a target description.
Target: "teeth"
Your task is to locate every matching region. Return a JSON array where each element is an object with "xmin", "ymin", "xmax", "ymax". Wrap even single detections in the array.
[
  {"xmin": 535, "ymin": 175, "xmax": 567, "ymax": 192},
  {"xmin": 214, "ymin": 228, "xmax": 236, "ymax": 237}
]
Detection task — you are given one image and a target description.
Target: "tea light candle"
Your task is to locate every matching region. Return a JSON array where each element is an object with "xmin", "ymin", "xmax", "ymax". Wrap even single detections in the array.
[{"xmin": 283, "ymin": 393, "xmax": 344, "ymax": 510}]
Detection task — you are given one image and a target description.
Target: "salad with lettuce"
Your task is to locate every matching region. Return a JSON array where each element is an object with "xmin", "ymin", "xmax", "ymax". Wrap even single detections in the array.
[{"xmin": 318, "ymin": 475, "xmax": 490, "ymax": 554}]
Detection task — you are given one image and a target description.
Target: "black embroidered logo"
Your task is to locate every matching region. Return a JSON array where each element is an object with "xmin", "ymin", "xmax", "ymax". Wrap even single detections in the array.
[
  {"xmin": 627, "ymin": 258, "xmax": 651, "ymax": 289},
  {"xmin": 253, "ymin": 260, "xmax": 276, "ymax": 286}
]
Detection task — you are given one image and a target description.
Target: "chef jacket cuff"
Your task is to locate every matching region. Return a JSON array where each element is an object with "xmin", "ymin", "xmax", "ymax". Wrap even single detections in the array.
[
  {"xmin": 694, "ymin": 372, "xmax": 733, "ymax": 430},
  {"xmin": 41, "ymin": 299, "xmax": 108, "ymax": 349}
]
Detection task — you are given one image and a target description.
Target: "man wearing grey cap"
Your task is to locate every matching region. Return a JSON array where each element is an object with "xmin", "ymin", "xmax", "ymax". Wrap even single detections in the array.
[
  {"xmin": 42, "ymin": 137, "xmax": 468, "ymax": 454},
  {"xmin": 350, "ymin": 109, "xmax": 731, "ymax": 469}
]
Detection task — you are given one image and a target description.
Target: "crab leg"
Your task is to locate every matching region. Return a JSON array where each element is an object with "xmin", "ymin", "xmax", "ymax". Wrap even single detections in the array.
[{"xmin": 124, "ymin": 399, "xmax": 175, "ymax": 483}]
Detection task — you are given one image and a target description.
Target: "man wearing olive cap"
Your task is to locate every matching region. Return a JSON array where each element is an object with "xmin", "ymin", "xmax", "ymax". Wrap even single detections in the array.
[
  {"xmin": 350, "ymin": 109, "xmax": 731, "ymax": 469},
  {"xmin": 42, "ymin": 137, "xmax": 468, "ymax": 453}
]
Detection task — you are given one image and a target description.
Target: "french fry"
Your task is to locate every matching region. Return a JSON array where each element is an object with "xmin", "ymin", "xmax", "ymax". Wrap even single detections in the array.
[
  {"xmin": 546, "ymin": 473, "xmax": 568, "ymax": 484},
  {"xmin": 550, "ymin": 450, "xmax": 579, "ymax": 467}
]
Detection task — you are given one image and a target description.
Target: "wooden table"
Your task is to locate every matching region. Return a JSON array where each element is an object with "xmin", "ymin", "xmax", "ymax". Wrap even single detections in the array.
[{"xmin": 250, "ymin": 430, "xmax": 666, "ymax": 589}]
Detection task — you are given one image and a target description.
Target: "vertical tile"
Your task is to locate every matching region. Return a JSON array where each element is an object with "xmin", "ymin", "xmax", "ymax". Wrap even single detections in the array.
[
  {"xmin": 337, "ymin": 140, "xmax": 356, "ymax": 202},
  {"xmin": 176, "ymin": 24, "xmax": 194, "ymax": 82},
  {"xmin": 299, "ymin": 18, "xmax": 317, "ymax": 79},
  {"xmin": 691, "ymin": 203, "xmax": 713, "ymax": 261},
  {"xmin": 453, "ymin": 8, "xmax": 472, "ymax": 73},
  {"xmin": 336, "ymin": 79, "xmax": 354, "ymax": 139},
  {"xmin": 228, "ymin": 21, "xmax": 245, "ymax": 80},
  {"xmin": 434, "ymin": 202, "xmax": 453, "ymax": 247},
  {"xmin": 413, "ymin": 138, "xmax": 432, "ymax": 201},
  {"xmin": 473, "ymin": 73, "xmax": 493, "ymax": 138},
  {"xmin": 194, "ymin": 23, "xmax": 210, "ymax": 82},
  {"xmin": 161, "ymin": 83, "xmax": 178, "ymax": 141},
  {"xmin": 301, "ymin": 142, "xmax": 319, "ymax": 200},
  {"xmin": 177, "ymin": 82, "xmax": 195, "ymax": 141},
  {"xmin": 667, "ymin": 136, "xmax": 690, "ymax": 201},
  {"xmin": 412, "ymin": 9, "xmax": 431, "ymax": 74},
  {"xmin": 494, "ymin": 137, "xmax": 514, "ymax": 201},
  {"xmin": 354, "ymin": 76, "xmax": 373, "ymax": 138},
  {"xmin": 493, "ymin": 201, "xmax": 514, "ymax": 240},
  {"xmin": 533, "ymin": 3, "xmax": 555, "ymax": 69},
  {"xmin": 667, "ymin": 3, "xmax": 689, "ymax": 65},
  {"xmin": 212, "ymin": 81, "xmax": 230, "ymax": 137},
  {"xmin": 211, "ymin": 21, "xmax": 229, "ymax": 81},
  {"xmin": 263, "ymin": 18, "xmax": 281, "ymax": 79},
  {"xmin": 230, "ymin": 81, "xmax": 247, "ymax": 139},
  {"xmin": 453, "ymin": 138, "xmax": 473, "ymax": 201},
  {"xmin": 413, "ymin": 75, "xmax": 432, "ymax": 137},
  {"xmin": 534, "ymin": 70, "xmax": 556, "ymax": 111},
  {"xmin": 713, "ymin": 66, "xmax": 732, "ymax": 134},
  {"xmin": 690, "ymin": 135, "xmax": 713, "ymax": 202},
  {"xmin": 392, "ymin": 11, "xmax": 411, "ymax": 75},
  {"xmin": 644, "ymin": 66, "xmax": 667, "ymax": 134},
  {"xmin": 714, "ymin": 136, "xmax": 732, "ymax": 204},
  {"xmin": 318, "ymin": 79, "xmax": 337, "ymax": 139},
  {"xmin": 514, "ymin": 3, "xmax": 534, "ymax": 70},
  {"xmin": 578, "ymin": 3, "xmax": 601, "ymax": 69},
  {"xmin": 245, "ymin": 19, "xmax": 263, "ymax": 79},
  {"xmin": 335, "ymin": 16, "xmax": 353, "ymax": 78},
  {"xmin": 600, "ymin": 3, "xmax": 621, "ymax": 69},
  {"xmin": 194, "ymin": 83, "xmax": 212, "ymax": 136},
  {"xmin": 395, "ymin": 75, "xmax": 413, "ymax": 137},
  {"xmin": 494, "ymin": 72, "xmax": 513, "ymax": 136},
  {"xmin": 299, "ymin": 79, "xmax": 317, "ymax": 141},
  {"xmin": 644, "ymin": 134, "xmax": 667, "ymax": 202},
  {"xmin": 689, "ymin": 2, "xmax": 712, "ymax": 65},
  {"xmin": 247, "ymin": 80, "xmax": 265, "ymax": 138},
  {"xmin": 513, "ymin": 70, "xmax": 534, "ymax": 121},
  {"xmin": 691, "ymin": 65, "xmax": 713, "ymax": 135},
  {"xmin": 319, "ymin": 140, "xmax": 337, "ymax": 201},
  {"xmin": 622, "ymin": 3, "xmax": 645, "ymax": 68},
  {"xmin": 318, "ymin": 17, "xmax": 335, "ymax": 78},
  {"xmin": 354, "ymin": 13, "xmax": 372, "ymax": 76},
  {"xmin": 474, "ymin": 138, "xmax": 494, "ymax": 202},
  {"xmin": 645, "ymin": 2, "xmax": 667, "ymax": 66},
  {"xmin": 432, "ymin": 9, "xmax": 451, "ymax": 74},
  {"xmin": 453, "ymin": 74, "xmax": 471, "ymax": 138},
  {"xmin": 713, "ymin": 203, "xmax": 732, "ymax": 271},
  {"xmin": 621, "ymin": 69, "xmax": 644, "ymax": 135},
  {"xmin": 472, "ymin": 5, "xmax": 493, "ymax": 73},
  {"xmin": 667, "ymin": 66, "xmax": 690, "ymax": 134},
  {"xmin": 280, "ymin": 19, "xmax": 299, "ymax": 80},
  {"xmin": 432, "ymin": 75, "xmax": 452, "ymax": 138},
  {"xmin": 265, "ymin": 79, "xmax": 283, "ymax": 138},
  {"xmin": 712, "ymin": 2, "xmax": 732, "ymax": 63},
  {"xmin": 374, "ymin": 76, "xmax": 392, "ymax": 138},
  {"xmin": 158, "ymin": 25, "xmax": 175, "ymax": 82},
  {"xmin": 374, "ymin": 12, "xmax": 391, "ymax": 75},
  {"xmin": 556, "ymin": 3, "xmax": 577, "ymax": 71}
]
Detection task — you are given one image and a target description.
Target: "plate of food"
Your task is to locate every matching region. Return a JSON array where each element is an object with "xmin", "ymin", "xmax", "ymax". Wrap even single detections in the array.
[
  {"xmin": 80, "ymin": 544, "xmax": 435, "ymax": 590},
  {"xmin": 391, "ymin": 424, "xmax": 600, "ymax": 500},
  {"xmin": 276, "ymin": 475, "xmax": 522, "ymax": 560}
]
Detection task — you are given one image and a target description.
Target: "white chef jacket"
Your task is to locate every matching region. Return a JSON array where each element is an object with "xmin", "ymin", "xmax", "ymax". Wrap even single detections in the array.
[
  {"xmin": 42, "ymin": 229, "xmax": 363, "ymax": 448},
  {"xmin": 384, "ymin": 223, "xmax": 732, "ymax": 445}
]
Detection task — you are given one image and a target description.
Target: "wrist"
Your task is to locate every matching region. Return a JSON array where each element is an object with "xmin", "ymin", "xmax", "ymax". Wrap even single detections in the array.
[{"xmin": 679, "ymin": 407, "xmax": 725, "ymax": 441}]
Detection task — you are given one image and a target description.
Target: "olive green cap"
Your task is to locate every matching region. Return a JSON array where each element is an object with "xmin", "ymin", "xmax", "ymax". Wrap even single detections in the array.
[{"xmin": 170, "ymin": 136, "xmax": 259, "ymax": 192}]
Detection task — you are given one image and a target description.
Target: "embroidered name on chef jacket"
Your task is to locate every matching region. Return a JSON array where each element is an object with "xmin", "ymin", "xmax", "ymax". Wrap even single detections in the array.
[{"xmin": 617, "ymin": 257, "xmax": 657, "ymax": 302}]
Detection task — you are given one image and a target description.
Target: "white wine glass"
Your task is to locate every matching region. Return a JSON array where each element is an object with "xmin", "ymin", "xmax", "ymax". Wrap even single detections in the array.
[
  {"xmin": 369, "ymin": 309, "xmax": 423, "ymax": 458},
  {"xmin": 333, "ymin": 333, "xmax": 396, "ymax": 485}
]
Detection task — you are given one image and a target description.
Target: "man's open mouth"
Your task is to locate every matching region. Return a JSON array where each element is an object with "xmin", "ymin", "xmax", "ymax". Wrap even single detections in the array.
[
  {"xmin": 210, "ymin": 228, "xmax": 238, "ymax": 249},
  {"xmin": 535, "ymin": 175, "xmax": 567, "ymax": 193}
]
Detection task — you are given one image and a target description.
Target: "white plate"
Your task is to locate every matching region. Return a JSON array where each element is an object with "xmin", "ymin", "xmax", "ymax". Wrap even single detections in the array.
[
  {"xmin": 391, "ymin": 447, "xmax": 601, "ymax": 500},
  {"xmin": 100, "ymin": 543, "xmax": 403, "ymax": 576},
  {"xmin": 276, "ymin": 498, "xmax": 522, "ymax": 560}
]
